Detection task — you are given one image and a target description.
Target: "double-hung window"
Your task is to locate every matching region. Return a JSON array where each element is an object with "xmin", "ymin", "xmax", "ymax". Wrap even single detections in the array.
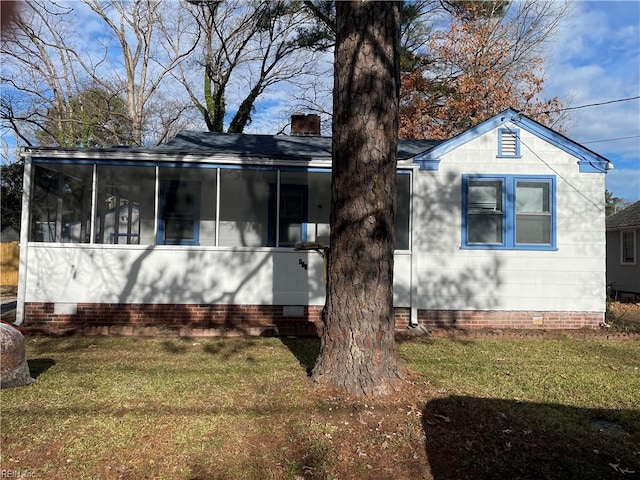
[
  {"xmin": 462, "ymin": 174, "xmax": 556, "ymax": 250},
  {"xmin": 621, "ymin": 230, "xmax": 636, "ymax": 264}
]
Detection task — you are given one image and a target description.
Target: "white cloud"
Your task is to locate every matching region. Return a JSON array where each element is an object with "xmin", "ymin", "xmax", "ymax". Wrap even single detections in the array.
[{"xmin": 540, "ymin": 1, "xmax": 640, "ymax": 200}]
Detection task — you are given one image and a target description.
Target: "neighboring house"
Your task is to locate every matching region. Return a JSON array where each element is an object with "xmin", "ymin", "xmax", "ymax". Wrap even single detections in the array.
[
  {"xmin": 15, "ymin": 109, "xmax": 611, "ymax": 335},
  {"xmin": 606, "ymin": 200, "xmax": 640, "ymax": 298}
]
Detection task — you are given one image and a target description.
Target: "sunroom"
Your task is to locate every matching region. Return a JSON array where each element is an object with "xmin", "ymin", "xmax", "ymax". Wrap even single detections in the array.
[
  {"xmin": 27, "ymin": 160, "xmax": 412, "ymax": 250},
  {"xmin": 18, "ymin": 131, "xmax": 423, "ymax": 335}
]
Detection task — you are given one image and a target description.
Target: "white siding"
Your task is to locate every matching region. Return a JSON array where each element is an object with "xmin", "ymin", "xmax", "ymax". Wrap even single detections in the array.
[
  {"xmin": 412, "ymin": 124, "xmax": 606, "ymax": 313},
  {"xmin": 18, "ymin": 120, "xmax": 607, "ymax": 321},
  {"xmin": 22, "ymin": 244, "xmax": 414, "ymax": 308}
]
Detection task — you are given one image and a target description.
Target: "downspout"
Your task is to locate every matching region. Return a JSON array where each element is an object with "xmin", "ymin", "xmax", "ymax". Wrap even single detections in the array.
[
  {"xmin": 409, "ymin": 167, "xmax": 419, "ymax": 327},
  {"xmin": 410, "ymin": 259, "xmax": 419, "ymax": 327},
  {"xmin": 15, "ymin": 152, "xmax": 32, "ymax": 326}
]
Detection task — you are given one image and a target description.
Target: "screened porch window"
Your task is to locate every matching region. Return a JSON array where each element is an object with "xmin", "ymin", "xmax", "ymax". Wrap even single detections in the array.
[
  {"xmin": 269, "ymin": 184, "xmax": 308, "ymax": 247},
  {"xmin": 218, "ymin": 169, "xmax": 276, "ymax": 247},
  {"xmin": 95, "ymin": 165, "xmax": 155, "ymax": 244},
  {"xmin": 30, "ymin": 164, "xmax": 92, "ymax": 243},
  {"xmin": 29, "ymin": 163, "xmax": 411, "ymax": 250},
  {"xmin": 158, "ymin": 180, "xmax": 199, "ymax": 245},
  {"xmin": 395, "ymin": 173, "xmax": 411, "ymax": 250},
  {"xmin": 267, "ymin": 171, "xmax": 331, "ymax": 248}
]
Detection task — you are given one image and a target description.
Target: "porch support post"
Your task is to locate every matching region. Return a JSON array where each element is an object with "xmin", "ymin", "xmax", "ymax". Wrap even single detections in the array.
[
  {"xmin": 153, "ymin": 166, "xmax": 159, "ymax": 242},
  {"xmin": 15, "ymin": 155, "xmax": 32, "ymax": 325},
  {"xmin": 275, "ymin": 170, "xmax": 281, "ymax": 247},
  {"xmin": 215, "ymin": 168, "xmax": 220, "ymax": 246},
  {"xmin": 89, "ymin": 163, "xmax": 97, "ymax": 244}
]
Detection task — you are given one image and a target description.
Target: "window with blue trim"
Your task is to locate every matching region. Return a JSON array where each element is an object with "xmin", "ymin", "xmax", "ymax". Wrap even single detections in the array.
[
  {"xmin": 462, "ymin": 175, "xmax": 556, "ymax": 250},
  {"xmin": 498, "ymin": 128, "xmax": 521, "ymax": 157}
]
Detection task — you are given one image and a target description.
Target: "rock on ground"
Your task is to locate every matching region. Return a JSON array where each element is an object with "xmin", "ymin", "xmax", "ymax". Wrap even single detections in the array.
[{"xmin": 1, "ymin": 322, "xmax": 35, "ymax": 389}]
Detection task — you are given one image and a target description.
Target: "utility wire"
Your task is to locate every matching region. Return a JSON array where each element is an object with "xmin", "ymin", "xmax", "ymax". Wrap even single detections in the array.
[
  {"xmin": 582, "ymin": 135, "xmax": 640, "ymax": 145},
  {"xmin": 543, "ymin": 95, "xmax": 640, "ymax": 114},
  {"xmin": 517, "ymin": 135, "xmax": 604, "ymax": 211}
]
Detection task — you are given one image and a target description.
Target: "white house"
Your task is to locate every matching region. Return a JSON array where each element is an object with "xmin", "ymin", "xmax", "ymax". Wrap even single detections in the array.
[{"xmin": 15, "ymin": 109, "xmax": 611, "ymax": 335}]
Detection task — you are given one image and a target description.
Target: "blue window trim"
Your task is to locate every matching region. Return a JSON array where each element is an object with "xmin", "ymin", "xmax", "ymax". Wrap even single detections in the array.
[
  {"xmin": 462, "ymin": 174, "xmax": 557, "ymax": 251},
  {"xmin": 157, "ymin": 180, "xmax": 201, "ymax": 246},
  {"xmin": 497, "ymin": 128, "xmax": 521, "ymax": 158}
]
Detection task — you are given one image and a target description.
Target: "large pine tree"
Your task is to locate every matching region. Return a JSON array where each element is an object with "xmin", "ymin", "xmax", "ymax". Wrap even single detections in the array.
[{"xmin": 311, "ymin": 1, "xmax": 402, "ymax": 397}]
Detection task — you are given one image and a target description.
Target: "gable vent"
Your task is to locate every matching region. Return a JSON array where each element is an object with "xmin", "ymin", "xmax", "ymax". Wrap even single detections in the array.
[{"xmin": 499, "ymin": 129, "xmax": 520, "ymax": 157}]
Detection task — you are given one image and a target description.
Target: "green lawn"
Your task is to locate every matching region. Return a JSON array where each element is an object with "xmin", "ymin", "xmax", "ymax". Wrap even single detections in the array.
[{"xmin": 1, "ymin": 335, "xmax": 638, "ymax": 479}]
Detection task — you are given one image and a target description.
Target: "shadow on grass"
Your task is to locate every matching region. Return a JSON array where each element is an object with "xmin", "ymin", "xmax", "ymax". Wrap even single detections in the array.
[
  {"xmin": 161, "ymin": 339, "xmax": 190, "ymax": 354},
  {"xmin": 187, "ymin": 420, "xmax": 333, "ymax": 480},
  {"xmin": 27, "ymin": 358, "xmax": 56, "ymax": 378},
  {"xmin": 280, "ymin": 337, "xmax": 320, "ymax": 375},
  {"xmin": 423, "ymin": 396, "xmax": 640, "ymax": 480}
]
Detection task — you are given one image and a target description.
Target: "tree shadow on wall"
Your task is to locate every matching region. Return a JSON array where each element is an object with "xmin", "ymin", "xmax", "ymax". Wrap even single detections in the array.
[{"xmin": 422, "ymin": 396, "xmax": 640, "ymax": 480}]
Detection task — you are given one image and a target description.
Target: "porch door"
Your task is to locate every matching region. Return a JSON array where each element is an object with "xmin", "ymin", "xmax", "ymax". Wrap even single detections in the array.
[
  {"xmin": 157, "ymin": 180, "xmax": 200, "ymax": 245},
  {"xmin": 268, "ymin": 184, "xmax": 308, "ymax": 247}
]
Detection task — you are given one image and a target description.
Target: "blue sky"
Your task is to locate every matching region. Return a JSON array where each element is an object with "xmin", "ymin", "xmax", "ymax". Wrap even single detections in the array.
[
  {"xmin": 2, "ymin": 1, "xmax": 639, "ymax": 201},
  {"xmin": 246, "ymin": 1, "xmax": 640, "ymax": 201},
  {"xmin": 542, "ymin": 0, "xmax": 640, "ymax": 201}
]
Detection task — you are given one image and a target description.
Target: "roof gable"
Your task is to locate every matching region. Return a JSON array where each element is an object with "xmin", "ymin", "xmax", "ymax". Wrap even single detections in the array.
[{"xmin": 412, "ymin": 108, "xmax": 611, "ymax": 172}]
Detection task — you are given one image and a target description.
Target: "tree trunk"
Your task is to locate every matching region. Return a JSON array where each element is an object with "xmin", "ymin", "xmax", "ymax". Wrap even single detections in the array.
[{"xmin": 311, "ymin": 1, "xmax": 402, "ymax": 397}]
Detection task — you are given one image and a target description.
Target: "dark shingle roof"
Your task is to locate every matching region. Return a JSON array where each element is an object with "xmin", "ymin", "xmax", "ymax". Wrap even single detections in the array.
[
  {"xmin": 606, "ymin": 200, "xmax": 640, "ymax": 229},
  {"xmin": 161, "ymin": 131, "xmax": 441, "ymax": 161}
]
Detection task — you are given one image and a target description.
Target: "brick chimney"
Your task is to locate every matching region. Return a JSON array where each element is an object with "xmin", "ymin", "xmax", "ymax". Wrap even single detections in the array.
[{"xmin": 290, "ymin": 113, "xmax": 321, "ymax": 136}]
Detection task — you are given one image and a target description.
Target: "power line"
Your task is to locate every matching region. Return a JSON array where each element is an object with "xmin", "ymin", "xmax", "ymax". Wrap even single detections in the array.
[
  {"xmin": 544, "ymin": 95, "xmax": 640, "ymax": 114},
  {"xmin": 582, "ymin": 135, "xmax": 640, "ymax": 145}
]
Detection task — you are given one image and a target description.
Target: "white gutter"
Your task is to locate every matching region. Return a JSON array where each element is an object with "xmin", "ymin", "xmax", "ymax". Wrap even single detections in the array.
[{"xmin": 409, "ymin": 166, "xmax": 419, "ymax": 327}]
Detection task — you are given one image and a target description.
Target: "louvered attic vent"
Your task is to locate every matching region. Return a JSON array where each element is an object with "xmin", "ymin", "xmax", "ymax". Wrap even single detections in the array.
[{"xmin": 498, "ymin": 128, "xmax": 520, "ymax": 157}]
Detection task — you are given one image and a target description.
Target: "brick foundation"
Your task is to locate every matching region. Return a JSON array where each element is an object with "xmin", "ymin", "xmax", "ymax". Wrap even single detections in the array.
[
  {"xmin": 22, "ymin": 302, "xmax": 603, "ymax": 336},
  {"xmin": 416, "ymin": 309, "xmax": 604, "ymax": 330},
  {"xmin": 23, "ymin": 303, "xmax": 324, "ymax": 337}
]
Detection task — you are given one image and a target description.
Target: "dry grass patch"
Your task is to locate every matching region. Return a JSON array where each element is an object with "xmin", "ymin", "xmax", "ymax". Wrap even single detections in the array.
[{"xmin": 608, "ymin": 300, "xmax": 640, "ymax": 332}]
